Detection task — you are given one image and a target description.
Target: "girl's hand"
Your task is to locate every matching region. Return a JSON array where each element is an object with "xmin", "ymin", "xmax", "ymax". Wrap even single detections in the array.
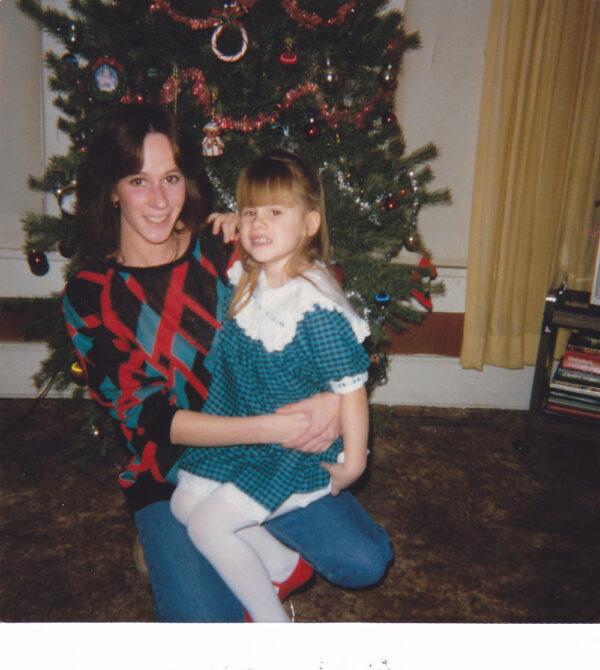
[
  {"xmin": 321, "ymin": 461, "xmax": 366, "ymax": 496},
  {"xmin": 277, "ymin": 392, "xmax": 342, "ymax": 453},
  {"xmin": 208, "ymin": 211, "xmax": 240, "ymax": 244}
]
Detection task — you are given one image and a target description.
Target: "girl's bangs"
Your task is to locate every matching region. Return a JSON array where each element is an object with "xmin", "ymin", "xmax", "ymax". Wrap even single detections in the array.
[{"xmin": 237, "ymin": 173, "xmax": 299, "ymax": 209}]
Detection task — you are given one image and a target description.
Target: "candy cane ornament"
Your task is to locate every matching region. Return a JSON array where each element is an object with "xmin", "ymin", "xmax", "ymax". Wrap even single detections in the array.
[{"xmin": 211, "ymin": 22, "xmax": 249, "ymax": 62}]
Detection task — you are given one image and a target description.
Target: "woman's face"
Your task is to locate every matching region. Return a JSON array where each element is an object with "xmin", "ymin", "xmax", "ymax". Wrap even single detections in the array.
[{"xmin": 112, "ymin": 132, "xmax": 186, "ymax": 264}]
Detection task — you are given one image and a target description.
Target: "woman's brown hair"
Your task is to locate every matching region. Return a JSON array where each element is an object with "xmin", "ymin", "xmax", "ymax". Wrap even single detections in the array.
[
  {"xmin": 76, "ymin": 103, "xmax": 213, "ymax": 261},
  {"xmin": 230, "ymin": 150, "xmax": 331, "ymax": 315}
]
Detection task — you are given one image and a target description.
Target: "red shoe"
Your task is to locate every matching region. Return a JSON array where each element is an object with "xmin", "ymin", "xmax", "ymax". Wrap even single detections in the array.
[
  {"xmin": 243, "ymin": 557, "xmax": 314, "ymax": 622},
  {"xmin": 273, "ymin": 557, "xmax": 314, "ymax": 602}
]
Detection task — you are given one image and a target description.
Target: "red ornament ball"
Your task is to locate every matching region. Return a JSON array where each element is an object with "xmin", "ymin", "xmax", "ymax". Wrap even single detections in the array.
[
  {"xmin": 304, "ymin": 122, "xmax": 320, "ymax": 140},
  {"xmin": 381, "ymin": 110, "xmax": 397, "ymax": 125},
  {"xmin": 58, "ymin": 239, "xmax": 77, "ymax": 258},
  {"xmin": 279, "ymin": 50, "xmax": 298, "ymax": 68},
  {"xmin": 382, "ymin": 194, "xmax": 399, "ymax": 211},
  {"xmin": 27, "ymin": 250, "xmax": 49, "ymax": 276}
]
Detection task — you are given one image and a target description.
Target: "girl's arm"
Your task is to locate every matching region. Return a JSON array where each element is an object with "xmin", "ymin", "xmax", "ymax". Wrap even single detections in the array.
[
  {"xmin": 208, "ymin": 211, "xmax": 239, "ymax": 244},
  {"xmin": 170, "ymin": 407, "xmax": 310, "ymax": 448},
  {"xmin": 321, "ymin": 386, "xmax": 369, "ymax": 495}
]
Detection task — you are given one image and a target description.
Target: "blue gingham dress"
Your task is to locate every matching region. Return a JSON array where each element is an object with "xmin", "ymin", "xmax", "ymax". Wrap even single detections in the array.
[{"xmin": 176, "ymin": 262, "xmax": 370, "ymax": 520}]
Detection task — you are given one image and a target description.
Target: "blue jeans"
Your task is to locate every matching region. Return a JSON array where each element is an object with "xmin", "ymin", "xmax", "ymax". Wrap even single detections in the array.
[{"xmin": 135, "ymin": 491, "xmax": 392, "ymax": 622}]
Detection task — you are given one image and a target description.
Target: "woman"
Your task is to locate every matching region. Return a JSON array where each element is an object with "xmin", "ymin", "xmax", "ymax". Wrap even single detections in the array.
[{"xmin": 63, "ymin": 104, "xmax": 392, "ymax": 622}]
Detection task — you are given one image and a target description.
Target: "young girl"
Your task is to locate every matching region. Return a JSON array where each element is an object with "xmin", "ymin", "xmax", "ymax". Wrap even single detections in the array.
[{"xmin": 169, "ymin": 150, "xmax": 372, "ymax": 622}]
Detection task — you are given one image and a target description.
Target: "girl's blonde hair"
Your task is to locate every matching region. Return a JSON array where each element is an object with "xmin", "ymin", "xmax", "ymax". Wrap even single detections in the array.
[{"xmin": 230, "ymin": 150, "xmax": 331, "ymax": 315}]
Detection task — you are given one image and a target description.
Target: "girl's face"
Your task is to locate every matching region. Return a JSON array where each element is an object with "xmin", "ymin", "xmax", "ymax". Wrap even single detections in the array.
[
  {"xmin": 112, "ymin": 132, "xmax": 186, "ymax": 265},
  {"xmin": 239, "ymin": 199, "xmax": 320, "ymax": 286}
]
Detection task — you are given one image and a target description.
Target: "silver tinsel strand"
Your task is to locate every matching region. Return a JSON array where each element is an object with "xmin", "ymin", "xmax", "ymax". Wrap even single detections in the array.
[{"xmin": 205, "ymin": 165, "xmax": 236, "ymax": 210}]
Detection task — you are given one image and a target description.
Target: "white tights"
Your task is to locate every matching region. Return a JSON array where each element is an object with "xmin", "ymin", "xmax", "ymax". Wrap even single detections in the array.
[{"xmin": 171, "ymin": 485, "xmax": 299, "ymax": 622}]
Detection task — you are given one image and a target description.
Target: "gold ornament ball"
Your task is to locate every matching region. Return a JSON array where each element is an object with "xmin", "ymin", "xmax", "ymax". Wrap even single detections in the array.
[
  {"xmin": 404, "ymin": 231, "xmax": 421, "ymax": 252},
  {"xmin": 69, "ymin": 360, "xmax": 87, "ymax": 386},
  {"xmin": 90, "ymin": 424, "xmax": 105, "ymax": 441},
  {"xmin": 319, "ymin": 57, "xmax": 343, "ymax": 92},
  {"xmin": 379, "ymin": 63, "xmax": 397, "ymax": 90}
]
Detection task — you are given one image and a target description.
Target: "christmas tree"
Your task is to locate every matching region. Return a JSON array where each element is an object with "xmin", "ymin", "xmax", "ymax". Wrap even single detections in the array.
[{"xmin": 17, "ymin": 0, "xmax": 449, "ymax": 417}]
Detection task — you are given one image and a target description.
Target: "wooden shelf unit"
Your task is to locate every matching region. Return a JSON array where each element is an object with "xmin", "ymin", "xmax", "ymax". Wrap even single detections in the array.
[{"xmin": 516, "ymin": 287, "xmax": 600, "ymax": 451}]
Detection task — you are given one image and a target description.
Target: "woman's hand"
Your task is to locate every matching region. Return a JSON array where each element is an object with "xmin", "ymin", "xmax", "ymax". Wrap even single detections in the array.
[
  {"xmin": 277, "ymin": 392, "xmax": 342, "ymax": 453},
  {"xmin": 208, "ymin": 211, "xmax": 240, "ymax": 244},
  {"xmin": 266, "ymin": 412, "xmax": 311, "ymax": 445}
]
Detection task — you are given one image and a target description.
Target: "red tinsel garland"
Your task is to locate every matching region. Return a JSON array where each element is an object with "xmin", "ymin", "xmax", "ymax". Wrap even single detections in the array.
[
  {"xmin": 159, "ymin": 67, "xmax": 391, "ymax": 134},
  {"xmin": 149, "ymin": 0, "xmax": 358, "ymax": 31},
  {"xmin": 149, "ymin": 0, "xmax": 259, "ymax": 30},
  {"xmin": 160, "ymin": 68, "xmax": 213, "ymax": 109},
  {"xmin": 281, "ymin": 1, "xmax": 358, "ymax": 28}
]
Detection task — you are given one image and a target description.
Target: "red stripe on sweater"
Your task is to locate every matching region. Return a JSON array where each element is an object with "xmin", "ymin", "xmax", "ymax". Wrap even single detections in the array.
[
  {"xmin": 78, "ymin": 270, "xmax": 107, "ymax": 284},
  {"xmin": 124, "ymin": 441, "xmax": 166, "ymax": 482},
  {"xmin": 200, "ymin": 253, "xmax": 217, "ymax": 276},
  {"xmin": 125, "ymin": 275, "xmax": 147, "ymax": 304},
  {"xmin": 183, "ymin": 296, "xmax": 221, "ymax": 330},
  {"xmin": 153, "ymin": 262, "xmax": 188, "ymax": 381}
]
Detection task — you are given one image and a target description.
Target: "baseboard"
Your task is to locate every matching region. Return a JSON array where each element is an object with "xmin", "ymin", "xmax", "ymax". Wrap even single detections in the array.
[
  {"xmin": 1, "ymin": 342, "xmax": 534, "ymax": 409},
  {"xmin": 0, "ymin": 342, "xmax": 69, "ymax": 398},
  {"xmin": 370, "ymin": 354, "xmax": 534, "ymax": 409}
]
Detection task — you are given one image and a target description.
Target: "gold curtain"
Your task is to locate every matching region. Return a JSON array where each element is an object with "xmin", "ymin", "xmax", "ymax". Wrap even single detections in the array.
[{"xmin": 460, "ymin": 0, "xmax": 600, "ymax": 370}]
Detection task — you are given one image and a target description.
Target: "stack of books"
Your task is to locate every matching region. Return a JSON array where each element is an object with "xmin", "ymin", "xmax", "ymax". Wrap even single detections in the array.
[{"xmin": 547, "ymin": 332, "xmax": 600, "ymax": 420}]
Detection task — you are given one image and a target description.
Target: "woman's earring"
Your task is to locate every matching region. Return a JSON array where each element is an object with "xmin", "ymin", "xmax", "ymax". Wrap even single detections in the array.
[{"xmin": 112, "ymin": 200, "xmax": 120, "ymax": 209}]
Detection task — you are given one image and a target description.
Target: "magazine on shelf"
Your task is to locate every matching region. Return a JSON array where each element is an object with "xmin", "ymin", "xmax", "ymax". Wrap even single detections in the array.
[
  {"xmin": 554, "ymin": 365, "xmax": 600, "ymax": 387},
  {"xmin": 546, "ymin": 402, "xmax": 600, "ymax": 420},
  {"xmin": 550, "ymin": 378, "xmax": 600, "ymax": 398},
  {"xmin": 561, "ymin": 350, "xmax": 600, "ymax": 374},
  {"xmin": 566, "ymin": 332, "xmax": 600, "ymax": 354},
  {"xmin": 548, "ymin": 390, "xmax": 600, "ymax": 411}
]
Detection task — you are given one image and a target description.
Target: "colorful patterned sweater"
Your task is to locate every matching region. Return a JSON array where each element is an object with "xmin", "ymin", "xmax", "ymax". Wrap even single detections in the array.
[{"xmin": 62, "ymin": 232, "xmax": 231, "ymax": 511}]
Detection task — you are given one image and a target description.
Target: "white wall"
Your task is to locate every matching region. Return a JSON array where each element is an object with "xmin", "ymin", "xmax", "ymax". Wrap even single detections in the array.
[
  {"xmin": 0, "ymin": 0, "xmax": 44, "ymax": 251},
  {"xmin": 394, "ymin": 0, "xmax": 492, "ymax": 268}
]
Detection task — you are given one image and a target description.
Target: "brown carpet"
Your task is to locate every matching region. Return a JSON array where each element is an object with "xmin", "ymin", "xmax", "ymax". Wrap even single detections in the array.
[{"xmin": 1, "ymin": 399, "xmax": 598, "ymax": 623}]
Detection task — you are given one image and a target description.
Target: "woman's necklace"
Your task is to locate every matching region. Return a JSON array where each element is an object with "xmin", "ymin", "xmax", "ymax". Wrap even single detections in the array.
[{"xmin": 116, "ymin": 232, "xmax": 182, "ymax": 267}]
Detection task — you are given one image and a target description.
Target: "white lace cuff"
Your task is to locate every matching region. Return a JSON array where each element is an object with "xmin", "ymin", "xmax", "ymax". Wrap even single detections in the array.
[{"xmin": 329, "ymin": 371, "xmax": 368, "ymax": 394}]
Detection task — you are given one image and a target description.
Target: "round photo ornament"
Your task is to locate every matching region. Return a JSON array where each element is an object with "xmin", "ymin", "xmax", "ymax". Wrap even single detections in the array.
[{"xmin": 89, "ymin": 57, "xmax": 126, "ymax": 100}]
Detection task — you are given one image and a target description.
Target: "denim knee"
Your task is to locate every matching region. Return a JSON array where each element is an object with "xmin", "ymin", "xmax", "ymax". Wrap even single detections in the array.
[{"xmin": 328, "ymin": 524, "xmax": 393, "ymax": 588}]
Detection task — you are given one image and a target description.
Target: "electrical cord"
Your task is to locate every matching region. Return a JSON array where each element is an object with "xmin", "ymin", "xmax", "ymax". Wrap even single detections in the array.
[{"xmin": 0, "ymin": 373, "xmax": 57, "ymax": 443}]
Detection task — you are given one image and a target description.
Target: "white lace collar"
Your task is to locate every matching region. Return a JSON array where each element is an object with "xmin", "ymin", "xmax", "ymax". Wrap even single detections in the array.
[{"xmin": 227, "ymin": 261, "xmax": 370, "ymax": 352}]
